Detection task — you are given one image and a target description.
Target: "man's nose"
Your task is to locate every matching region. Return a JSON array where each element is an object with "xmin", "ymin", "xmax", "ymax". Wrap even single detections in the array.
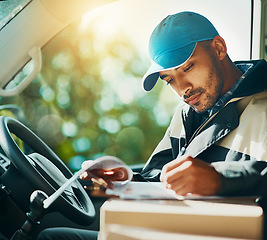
[{"xmin": 173, "ymin": 77, "xmax": 192, "ymax": 98}]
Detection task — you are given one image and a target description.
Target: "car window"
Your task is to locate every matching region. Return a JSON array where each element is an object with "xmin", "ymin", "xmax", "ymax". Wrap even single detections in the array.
[
  {"xmin": 0, "ymin": 0, "xmax": 260, "ymax": 172},
  {"xmin": 0, "ymin": 0, "xmax": 31, "ymax": 29}
]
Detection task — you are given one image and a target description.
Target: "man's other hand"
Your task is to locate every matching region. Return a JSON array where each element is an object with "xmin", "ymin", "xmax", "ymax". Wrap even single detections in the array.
[{"xmin": 80, "ymin": 160, "xmax": 129, "ymax": 182}]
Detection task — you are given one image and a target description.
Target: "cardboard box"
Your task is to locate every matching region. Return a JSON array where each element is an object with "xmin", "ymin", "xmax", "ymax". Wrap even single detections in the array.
[{"xmin": 99, "ymin": 199, "xmax": 263, "ymax": 240}]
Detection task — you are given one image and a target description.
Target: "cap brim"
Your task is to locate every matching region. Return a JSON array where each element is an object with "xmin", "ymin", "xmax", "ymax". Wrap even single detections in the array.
[
  {"xmin": 142, "ymin": 61, "xmax": 164, "ymax": 91},
  {"xmin": 142, "ymin": 42, "xmax": 196, "ymax": 91}
]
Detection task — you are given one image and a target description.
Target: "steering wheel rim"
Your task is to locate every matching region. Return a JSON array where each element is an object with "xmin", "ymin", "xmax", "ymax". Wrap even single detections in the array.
[{"xmin": 0, "ymin": 116, "xmax": 95, "ymax": 225}]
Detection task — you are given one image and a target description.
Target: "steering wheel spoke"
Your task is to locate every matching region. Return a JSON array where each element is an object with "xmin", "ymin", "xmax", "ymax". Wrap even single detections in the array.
[{"xmin": 63, "ymin": 187, "xmax": 84, "ymax": 210}]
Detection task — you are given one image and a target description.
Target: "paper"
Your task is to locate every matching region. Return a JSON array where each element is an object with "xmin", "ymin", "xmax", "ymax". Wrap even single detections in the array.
[
  {"xmin": 106, "ymin": 182, "xmax": 181, "ymax": 200},
  {"xmin": 84, "ymin": 155, "xmax": 133, "ymax": 191}
]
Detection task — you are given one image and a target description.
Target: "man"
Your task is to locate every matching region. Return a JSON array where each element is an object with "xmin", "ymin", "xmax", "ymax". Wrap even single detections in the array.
[
  {"xmin": 38, "ymin": 11, "xmax": 267, "ymax": 240},
  {"xmin": 139, "ymin": 11, "xmax": 267, "ymax": 198}
]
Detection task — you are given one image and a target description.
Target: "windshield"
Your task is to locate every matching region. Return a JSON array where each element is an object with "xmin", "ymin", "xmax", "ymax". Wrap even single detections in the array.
[{"xmin": 0, "ymin": 0, "xmax": 31, "ymax": 29}]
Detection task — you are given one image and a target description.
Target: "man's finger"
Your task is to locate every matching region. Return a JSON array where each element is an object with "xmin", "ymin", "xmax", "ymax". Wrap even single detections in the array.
[
  {"xmin": 160, "ymin": 158, "xmax": 192, "ymax": 182},
  {"xmin": 162, "ymin": 155, "xmax": 193, "ymax": 174}
]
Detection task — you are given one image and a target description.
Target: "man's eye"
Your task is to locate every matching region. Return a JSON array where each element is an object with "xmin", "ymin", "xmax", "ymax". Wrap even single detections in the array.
[
  {"xmin": 166, "ymin": 78, "xmax": 173, "ymax": 85},
  {"xmin": 184, "ymin": 64, "xmax": 193, "ymax": 72}
]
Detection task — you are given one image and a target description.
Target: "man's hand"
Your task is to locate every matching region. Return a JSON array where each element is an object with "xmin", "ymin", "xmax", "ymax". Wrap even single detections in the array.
[
  {"xmin": 80, "ymin": 160, "xmax": 129, "ymax": 182},
  {"xmin": 160, "ymin": 155, "xmax": 221, "ymax": 196}
]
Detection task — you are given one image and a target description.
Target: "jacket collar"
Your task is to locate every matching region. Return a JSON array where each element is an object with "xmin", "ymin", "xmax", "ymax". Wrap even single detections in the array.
[{"xmin": 233, "ymin": 59, "xmax": 267, "ymax": 98}]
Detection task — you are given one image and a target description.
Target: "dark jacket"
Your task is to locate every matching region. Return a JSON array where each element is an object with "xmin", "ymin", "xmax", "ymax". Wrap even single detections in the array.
[{"xmin": 140, "ymin": 59, "xmax": 267, "ymax": 197}]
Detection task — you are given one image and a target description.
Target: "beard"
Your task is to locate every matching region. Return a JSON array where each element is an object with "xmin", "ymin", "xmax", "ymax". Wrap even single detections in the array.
[{"xmin": 185, "ymin": 60, "xmax": 224, "ymax": 113}]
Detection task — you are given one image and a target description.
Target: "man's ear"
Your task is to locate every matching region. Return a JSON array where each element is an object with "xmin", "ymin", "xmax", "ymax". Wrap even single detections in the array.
[{"xmin": 212, "ymin": 36, "xmax": 227, "ymax": 60}]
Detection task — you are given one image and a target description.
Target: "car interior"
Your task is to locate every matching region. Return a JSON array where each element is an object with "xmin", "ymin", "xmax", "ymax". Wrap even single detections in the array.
[{"xmin": 0, "ymin": 0, "xmax": 266, "ymax": 239}]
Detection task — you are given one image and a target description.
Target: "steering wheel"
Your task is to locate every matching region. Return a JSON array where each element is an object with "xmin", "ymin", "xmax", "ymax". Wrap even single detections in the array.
[{"xmin": 0, "ymin": 116, "xmax": 95, "ymax": 225}]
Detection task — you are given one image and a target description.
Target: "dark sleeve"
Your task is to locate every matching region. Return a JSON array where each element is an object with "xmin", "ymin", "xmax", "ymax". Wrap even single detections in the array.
[
  {"xmin": 139, "ymin": 149, "xmax": 174, "ymax": 182},
  {"xmin": 212, "ymin": 160, "xmax": 267, "ymax": 197}
]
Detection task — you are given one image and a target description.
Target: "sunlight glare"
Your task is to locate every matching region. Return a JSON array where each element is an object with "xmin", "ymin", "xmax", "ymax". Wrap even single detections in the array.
[{"xmin": 81, "ymin": 2, "xmax": 122, "ymax": 39}]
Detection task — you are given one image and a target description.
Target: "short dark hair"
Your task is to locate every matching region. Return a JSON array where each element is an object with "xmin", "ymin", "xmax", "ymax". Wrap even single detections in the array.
[{"xmin": 198, "ymin": 39, "xmax": 212, "ymax": 51}]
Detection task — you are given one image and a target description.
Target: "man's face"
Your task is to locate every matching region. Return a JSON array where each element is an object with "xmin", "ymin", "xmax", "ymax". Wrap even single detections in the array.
[{"xmin": 159, "ymin": 42, "xmax": 224, "ymax": 113}]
